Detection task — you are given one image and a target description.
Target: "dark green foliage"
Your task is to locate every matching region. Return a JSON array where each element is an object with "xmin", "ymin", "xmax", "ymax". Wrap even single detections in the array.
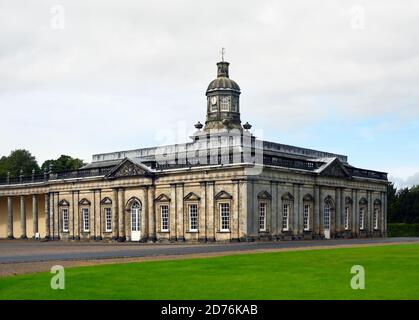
[
  {"xmin": 388, "ymin": 223, "xmax": 419, "ymax": 237},
  {"xmin": 388, "ymin": 183, "xmax": 419, "ymax": 224},
  {"xmin": 0, "ymin": 149, "xmax": 41, "ymax": 178},
  {"xmin": 0, "ymin": 151, "xmax": 85, "ymax": 179},
  {"xmin": 40, "ymin": 155, "xmax": 85, "ymax": 173}
]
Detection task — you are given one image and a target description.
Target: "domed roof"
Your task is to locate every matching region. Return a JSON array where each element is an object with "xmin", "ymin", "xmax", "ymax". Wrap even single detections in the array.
[
  {"xmin": 206, "ymin": 61, "xmax": 241, "ymax": 94},
  {"xmin": 206, "ymin": 77, "xmax": 240, "ymax": 93}
]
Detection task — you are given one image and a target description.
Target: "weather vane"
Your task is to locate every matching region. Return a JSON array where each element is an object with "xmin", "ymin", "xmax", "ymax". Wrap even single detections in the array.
[{"xmin": 220, "ymin": 47, "xmax": 226, "ymax": 62}]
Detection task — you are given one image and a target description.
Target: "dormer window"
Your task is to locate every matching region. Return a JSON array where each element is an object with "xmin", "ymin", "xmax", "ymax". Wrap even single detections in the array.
[{"xmin": 220, "ymin": 96, "xmax": 230, "ymax": 111}]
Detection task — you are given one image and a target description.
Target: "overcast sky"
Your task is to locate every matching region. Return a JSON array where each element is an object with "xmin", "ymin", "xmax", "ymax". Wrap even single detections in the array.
[{"xmin": 0, "ymin": 0, "xmax": 418, "ymax": 188}]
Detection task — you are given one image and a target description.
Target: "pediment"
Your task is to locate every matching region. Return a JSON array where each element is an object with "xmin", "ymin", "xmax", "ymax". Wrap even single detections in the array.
[
  {"xmin": 214, "ymin": 190, "xmax": 233, "ymax": 200},
  {"xmin": 319, "ymin": 158, "xmax": 351, "ymax": 178},
  {"xmin": 303, "ymin": 193, "xmax": 314, "ymax": 202},
  {"xmin": 258, "ymin": 190, "xmax": 272, "ymax": 200},
  {"xmin": 79, "ymin": 198, "xmax": 91, "ymax": 206},
  {"xmin": 374, "ymin": 198, "xmax": 382, "ymax": 206},
  {"xmin": 155, "ymin": 193, "xmax": 171, "ymax": 202},
  {"xmin": 100, "ymin": 197, "xmax": 112, "ymax": 205},
  {"xmin": 324, "ymin": 195, "xmax": 335, "ymax": 207},
  {"xmin": 281, "ymin": 192, "xmax": 294, "ymax": 201},
  {"xmin": 106, "ymin": 158, "xmax": 151, "ymax": 179},
  {"xmin": 184, "ymin": 192, "xmax": 201, "ymax": 201},
  {"xmin": 58, "ymin": 199, "xmax": 70, "ymax": 207},
  {"xmin": 359, "ymin": 197, "xmax": 368, "ymax": 205}
]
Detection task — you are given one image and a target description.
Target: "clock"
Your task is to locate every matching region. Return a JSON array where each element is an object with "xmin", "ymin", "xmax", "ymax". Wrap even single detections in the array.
[{"xmin": 211, "ymin": 96, "xmax": 217, "ymax": 105}]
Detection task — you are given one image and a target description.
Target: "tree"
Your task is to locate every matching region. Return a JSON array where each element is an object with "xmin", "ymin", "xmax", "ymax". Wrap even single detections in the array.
[
  {"xmin": 41, "ymin": 155, "xmax": 86, "ymax": 173},
  {"xmin": 0, "ymin": 149, "xmax": 41, "ymax": 178}
]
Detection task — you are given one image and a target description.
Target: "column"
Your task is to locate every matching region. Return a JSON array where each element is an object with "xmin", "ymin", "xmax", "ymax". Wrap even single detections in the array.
[
  {"xmin": 235, "ymin": 180, "xmax": 240, "ymax": 241},
  {"xmin": 314, "ymin": 186, "xmax": 320, "ymax": 236},
  {"xmin": 335, "ymin": 188, "xmax": 341, "ymax": 237},
  {"xmin": 148, "ymin": 186, "xmax": 156, "ymax": 242},
  {"xmin": 32, "ymin": 194, "xmax": 39, "ymax": 238},
  {"xmin": 20, "ymin": 195, "xmax": 27, "ymax": 239},
  {"xmin": 277, "ymin": 183, "xmax": 283, "ymax": 237},
  {"xmin": 176, "ymin": 183, "xmax": 184, "ymax": 241},
  {"xmin": 95, "ymin": 190, "xmax": 101, "ymax": 240},
  {"xmin": 54, "ymin": 193, "xmax": 60, "ymax": 239},
  {"xmin": 293, "ymin": 184, "xmax": 300, "ymax": 236},
  {"xmin": 199, "ymin": 182, "xmax": 207, "ymax": 241},
  {"xmin": 7, "ymin": 196, "xmax": 14, "ymax": 239},
  {"xmin": 170, "ymin": 184, "xmax": 177, "ymax": 241},
  {"xmin": 44, "ymin": 193, "xmax": 50, "ymax": 239},
  {"xmin": 140, "ymin": 187, "xmax": 149, "ymax": 241},
  {"xmin": 118, "ymin": 188, "xmax": 125, "ymax": 240},
  {"xmin": 207, "ymin": 181, "xmax": 215, "ymax": 241},
  {"xmin": 112, "ymin": 189, "xmax": 118, "ymax": 239},
  {"xmin": 271, "ymin": 181, "xmax": 278, "ymax": 237},
  {"xmin": 340, "ymin": 189, "xmax": 345, "ymax": 234},
  {"xmin": 298, "ymin": 184, "xmax": 303, "ymax": 235},
  {"xmin": 49, "ymin": 193, "xmax": 54, "ymax": 239},
  {"xmin": 353, "ymin": 189, "xmax": 358, "ymax": 236},
  {"xmin": 74, "ymin": 191, "xmax": 80, "ymax": 240},
  {"xmin": 368, "ymin": 190, "xmax": 373, "ymax": 235},
  {"xmin": 383, "ymin": 191, "xmax": 388, "ymax": 235}
]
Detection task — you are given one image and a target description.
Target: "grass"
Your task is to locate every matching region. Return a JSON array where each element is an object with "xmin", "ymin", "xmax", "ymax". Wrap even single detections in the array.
[
  {"xmin": 1, "ymin": 244, "xmax": 419, "ymax": 300},
  {"xmin": 388, "ymin": 223, "xmax": 419, "ymax": 237}
]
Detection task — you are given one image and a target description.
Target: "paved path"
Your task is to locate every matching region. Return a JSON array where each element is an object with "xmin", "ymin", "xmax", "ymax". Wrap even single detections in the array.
[{"xmin": 1, "ymin": 237, "xmax": 418, "ymax": 264}]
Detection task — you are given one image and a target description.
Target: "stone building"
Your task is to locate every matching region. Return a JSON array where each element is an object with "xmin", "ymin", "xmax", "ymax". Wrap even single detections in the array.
[{"xmin": 0, "ymin": 60, "xmax": 388, "ymax": 242}]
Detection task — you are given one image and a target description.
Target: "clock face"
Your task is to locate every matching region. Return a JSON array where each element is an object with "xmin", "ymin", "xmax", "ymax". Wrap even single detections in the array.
[{"xmin": 211, "ymin": 96, "xmax": 217, "ymax": 105}]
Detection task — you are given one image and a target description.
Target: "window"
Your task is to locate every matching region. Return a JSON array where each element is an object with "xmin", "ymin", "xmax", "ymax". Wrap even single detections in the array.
[
  {"xmin": 189, "ymin": 204, "xmax": 198, "ymax": 232},
  {"xmin": 220, "ymin": 203, "xmax": 230, "ymax": 231},
  {"xmin": 211, "ymin": 103, "xmax": 218, "ymax": 112},
  {"xmin": 344, "ymin": 207, "xmax": 350, "ymax": 230},
  {"xmin": 259, "ymin": 203, "xmax": 267, "ymax": 231},
  {"xmin": 359, "ymin": 208, "xmax": 365, "ymax": 230},
  {"xmin": 220, "ymin": 96, "xmax": 230, "ymax": 111},
  {"xmin": 131, "ymin": 202, "xmax": 141, "ymax": 232},
  {"xmin": 374, "ymin": 208, "xmax": 379, "ymax": 230},
  {"xmin": 303, "ymin": 205, "xmax": 310, "ymax": 231},
  {"xmin": 232, "ymin": 98, "xmax": 238, "ymax": 112},
  {"xmin": 161, "ymin": 205, "xmax": 169, "ymax": 232},
  {"xmin": 62, "ymin": 208, "xmax": 69, "ymax": 232},
  {"xmin": 282, "ymin": 204, "xmax": 289, "ymax": 231},
  {"xmin": 324, "ymin": 205, "xmax": 330, "ymax": 230},
  {"xmin": 82, "ymin": 208, "xmax": 89, "ymax": 232},
  {"xmin": 105, "ymin": 208, "xmax": 112, "ymax": 232}
]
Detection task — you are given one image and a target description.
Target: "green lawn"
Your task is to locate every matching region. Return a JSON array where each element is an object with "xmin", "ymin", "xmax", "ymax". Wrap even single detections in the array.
[{"xmin": 1, "ymin": 244, "xmax": 419, "ymax": 300}]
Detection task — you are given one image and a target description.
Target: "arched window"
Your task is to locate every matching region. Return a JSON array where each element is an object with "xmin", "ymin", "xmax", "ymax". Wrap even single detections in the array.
[
  {"xmin": 324, "ymin": 204, "xmax": 331, "ymax": 231},
  {"xmin": 131, "ymin": 201, "xmax": 141, "ymax": 233},
  {"xmin": 359, "ymin": 198, "xmax": 368, "ymax": 231}
]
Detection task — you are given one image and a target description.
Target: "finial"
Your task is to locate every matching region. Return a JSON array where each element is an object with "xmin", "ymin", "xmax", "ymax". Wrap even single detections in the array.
[
  {"xmin": 220, "ymin": 47, "xmax": 226, "ymax": 62},
  {"xmin": 243, "ymin": 122, "xmax": 252, "ymax": 130},
  {"xmin": 194, "ymin": 121, "xmax": 203, "ymax": 130}
]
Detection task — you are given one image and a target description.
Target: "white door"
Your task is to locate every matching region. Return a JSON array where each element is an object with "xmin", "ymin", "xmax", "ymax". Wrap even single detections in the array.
[
  {"xmin": 324, "ymin": 204, "xmax": 331, "ymax": 239},
  {"xmin": 131, "ymin": 202, "xmax": 141, "ymax": 241}
]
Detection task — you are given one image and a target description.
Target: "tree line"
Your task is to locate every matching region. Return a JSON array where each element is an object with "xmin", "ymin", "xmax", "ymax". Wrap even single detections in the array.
[
  {"xmin": 388, "ymin": 183, "xmax": 419, "ymax": 224},
  {"xmin": 0, "ymin": 149, "xmax": 85, "ymax": 179}
]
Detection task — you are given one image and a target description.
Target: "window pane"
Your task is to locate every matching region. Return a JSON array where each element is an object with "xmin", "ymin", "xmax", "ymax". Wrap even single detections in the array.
[
  {"xmin": 259, "ymin": 203, "xmax": 266, "ymax": 231},
  {"xmin": 161, "ymin": 205, "xmax": 169, "ymax": 231},
  {"xmin": 303, "ymin": 205, "xmax": 310, "ymax": 231},
  {"xmin": 189, "ymin": 204, "xmax": 198, "ymax": 231},
  {"xmin": 282, "ymin": 204, "xmax": 289, "ymax": 231},
  {"xmin": 220, "ymin": 203, "xmax": 230, "ymax": 231},
  {"xmin": 324, "ymin": 205, "xmax": 330, "ymax": 230}
]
